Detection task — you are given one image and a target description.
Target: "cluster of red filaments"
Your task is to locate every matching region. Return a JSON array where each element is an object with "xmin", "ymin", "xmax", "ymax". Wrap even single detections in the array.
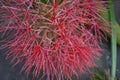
[{"xmin": 0, "ymin": 0, "xmax": 109, "ymax": 80}]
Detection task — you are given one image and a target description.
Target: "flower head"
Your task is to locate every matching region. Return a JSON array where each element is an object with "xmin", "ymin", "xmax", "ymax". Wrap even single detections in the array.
[{"xmin": 0, "ymin": 0, "xmax": 110, "ymax": 80}]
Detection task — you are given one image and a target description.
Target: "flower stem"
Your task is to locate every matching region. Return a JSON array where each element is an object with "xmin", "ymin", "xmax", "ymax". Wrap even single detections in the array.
[{"xmin": 109, "ymin": 1, "xmax": 117, "ymax": 80}]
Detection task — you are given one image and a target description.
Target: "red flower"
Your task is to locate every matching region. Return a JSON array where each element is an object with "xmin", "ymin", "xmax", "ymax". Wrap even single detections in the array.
[{"xmin": 0, "ymin": 0, "xmax": 110, "ymax": 80}]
